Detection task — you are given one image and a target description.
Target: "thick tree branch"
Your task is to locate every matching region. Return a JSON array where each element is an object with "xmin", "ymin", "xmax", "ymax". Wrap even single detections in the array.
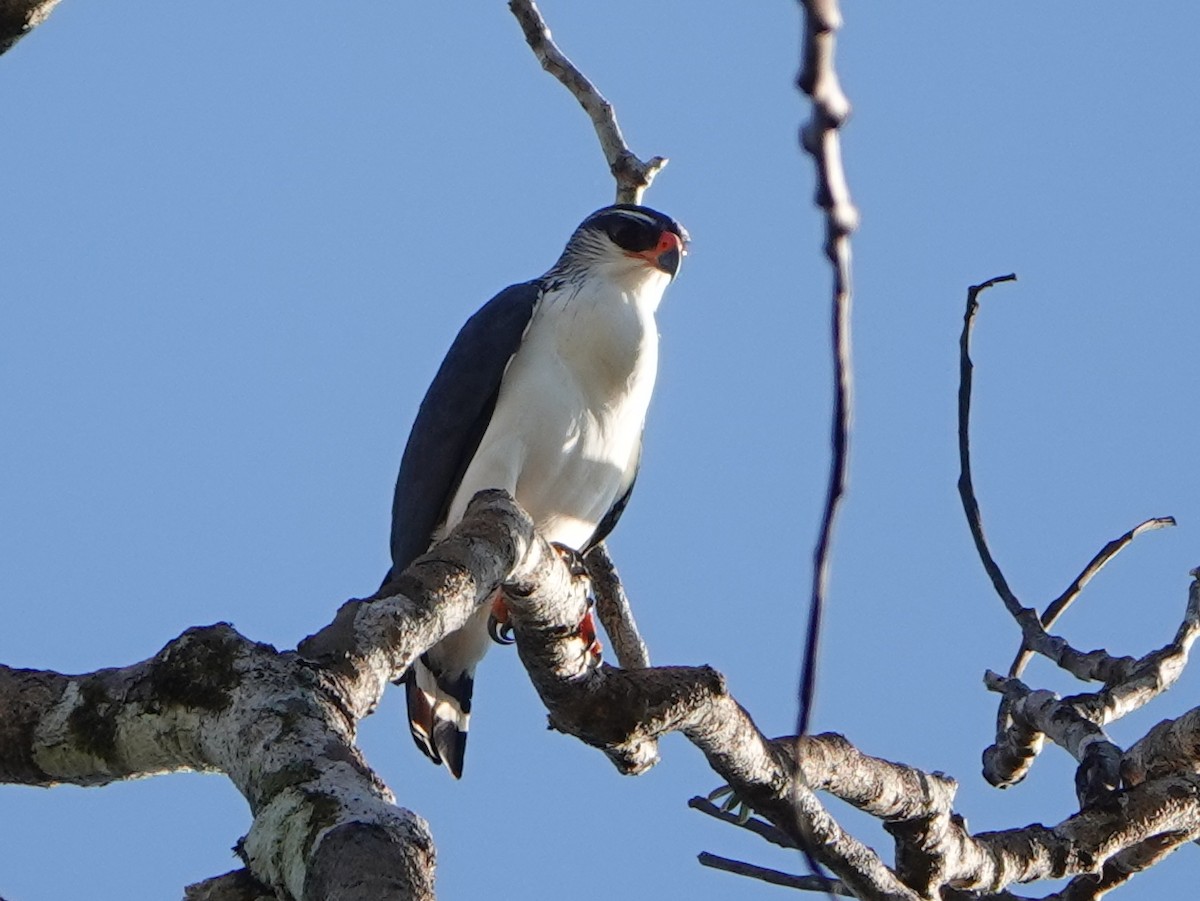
[
  {"xmin": 1, "ymin": 491, "xmax": 565, "ymax": 900},
  {"xmin": 1123, "ymin": 703, "xmax": 1200, "ymax": 787},
  {"xmin": 957, "ymin": 275, "xmax": 1179, "ymax": 796},
  {"xmin": 507, "ymin": 0, "xmax": 666, "ymax": 204},
  {"xmin": 7, "ymin": 492, "xmax": 1200, "ymax": 899}
]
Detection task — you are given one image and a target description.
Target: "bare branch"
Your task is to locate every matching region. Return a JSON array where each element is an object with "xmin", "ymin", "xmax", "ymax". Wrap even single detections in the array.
[
  {"xmin": 0, "ymin": 0, "xmax": 60, "ymax": 56},
  {"xmin": 8, "ymin": 491, "xmax": 1200, "ymax": 898},
  {"xmin": 985, "ymin": 571, "xmax": 1200, "ymax": 788},
  {"xmin": 1043, "ymin": 831, "xmax": 1195, "ymax": 901},
  {"xmin": 956, "ymin": 272, "xmax": 1022, "ymax": 619},
  {"xmin": 501, "ymin": 588, "xmax": 918, "ymax": 899},
  {"xmin": 794, "ymin": 0, "xmax": 859, "ymax": 739},
  {"xmin": 1123, "ymin": 704, "xmax": 1200, "ymax": 787},
  {"xmin": 993, "ymin": 516, "xmax": 1176, "ymax": 782},
  {"xmin": 698, "ymin": 852, "xmax": 852, "ymax": 896},
  {"xmin": 689, "ymin": 796, "xmax": 801, "ymax": 850},
  {"xmin": 1008, "ymin": 517, "xmax": 1176, "ymax": 683},
  {"xmin": 984, "ymin": 675, "xmax": 1123, "ymax": 805},
  {"xmin": 507, "ymin": 0, "xmax": 666, "ymax": 204},
  {"xmin": 0, "ymin": 491, "xmax": 567, "ymax": 900},
  {"xmin": 585, "ymin": 542, "xmax": 651, "ymax": 669}
]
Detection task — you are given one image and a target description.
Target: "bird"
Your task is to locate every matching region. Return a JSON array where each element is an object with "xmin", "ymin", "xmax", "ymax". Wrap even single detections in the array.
[{"xmin": 380, "ymin": 203, "xmax": 688, "ymax": 778}]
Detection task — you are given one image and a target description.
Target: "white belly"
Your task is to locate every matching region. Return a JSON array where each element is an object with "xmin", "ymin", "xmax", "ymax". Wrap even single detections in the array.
[{"xmin": 444, "ymin": 280, "xmax": 659, "ymax": 550}]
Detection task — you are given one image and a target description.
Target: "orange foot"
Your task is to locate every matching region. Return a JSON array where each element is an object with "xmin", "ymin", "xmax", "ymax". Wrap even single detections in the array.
[{"xmin": 579, "ymin": 606, "xmax": 603, "ymax": 662}]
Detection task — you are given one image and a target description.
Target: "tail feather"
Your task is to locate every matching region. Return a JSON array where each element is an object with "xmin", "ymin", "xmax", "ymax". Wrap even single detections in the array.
[{"xmin": 404, "ymin": 653, "xmax": 473, "ymax": 779}]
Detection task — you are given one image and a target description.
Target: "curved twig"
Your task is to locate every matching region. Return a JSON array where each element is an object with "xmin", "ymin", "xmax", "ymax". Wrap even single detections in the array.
[
  {"xmin": 1006, "ymin": 516, "xmax": 1175, "ymax": 683},
  {"xmin": 508, "ymin": 0, "xmax": 667, "ymax": 204},
  {"xmin": 956, "ymin": 273, "xmax": 1022, "ymax": 617}
]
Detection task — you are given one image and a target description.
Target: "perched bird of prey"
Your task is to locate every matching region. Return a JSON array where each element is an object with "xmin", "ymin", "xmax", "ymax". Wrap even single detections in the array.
[{"xmin": 382, "ymin": 204, "xmax": 688, "ymax": 778}]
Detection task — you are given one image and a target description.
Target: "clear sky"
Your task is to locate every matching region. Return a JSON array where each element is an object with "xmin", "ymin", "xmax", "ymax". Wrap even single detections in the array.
[{"xmin": 4, "ymin": 3, "xmax": 1200, "ymax": 899}]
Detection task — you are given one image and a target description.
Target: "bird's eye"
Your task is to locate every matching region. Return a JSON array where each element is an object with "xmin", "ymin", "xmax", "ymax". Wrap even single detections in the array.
[{"xmin": 605, "ymin": 218, "xmax": 656, "ymax": 253}]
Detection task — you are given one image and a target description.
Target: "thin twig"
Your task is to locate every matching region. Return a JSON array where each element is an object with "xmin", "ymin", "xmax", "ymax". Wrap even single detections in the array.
[
  {"xmin": 688, "ymin": 796, "xmax": 801, "ymax": 850},
  {"xmin": 507, "ymin": 0, "xmax": 666, "ymax": 204},
  {"xmin": 1007, "ymin": 516, "xmax": 1175, "ymax": 683},
  {"xmin": 956, "ymin": 273, "xmax": 1021, "ymax": 618},
  {"xmin": 795, "ymin": 0, "xmax": 859, "ymax": 740},
  {"xmin": 698, "ymin": 852, "xmax": 852, "ymax": 896}
]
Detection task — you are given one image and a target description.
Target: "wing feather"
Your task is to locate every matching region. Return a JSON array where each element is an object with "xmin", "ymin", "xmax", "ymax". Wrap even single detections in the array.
[{"xmin": 384, "ymin": 281, "xmax": 541, "ymax": 582}]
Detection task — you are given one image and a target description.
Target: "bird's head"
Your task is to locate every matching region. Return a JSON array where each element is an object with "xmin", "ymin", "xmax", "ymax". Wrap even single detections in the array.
[{"xmin": 553, "ymin": 204, "xmax": 689, "ymax": 294}]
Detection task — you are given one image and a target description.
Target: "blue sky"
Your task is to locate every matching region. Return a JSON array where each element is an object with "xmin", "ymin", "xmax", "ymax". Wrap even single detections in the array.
[{"xmin": 3, "ymin": 3, "xmax": 1200, "ymax": 899}]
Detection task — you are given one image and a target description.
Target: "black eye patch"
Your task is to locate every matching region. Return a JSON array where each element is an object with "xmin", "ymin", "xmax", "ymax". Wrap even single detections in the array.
[{"xmin": 603, "ymin": 216, "xmax": 658, "ymax": 253}]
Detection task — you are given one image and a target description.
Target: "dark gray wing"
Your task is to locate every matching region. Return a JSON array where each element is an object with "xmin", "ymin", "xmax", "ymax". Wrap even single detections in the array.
[{"xmin": 383, "ymin": 281, "xmax": 541, "ymax": 584}]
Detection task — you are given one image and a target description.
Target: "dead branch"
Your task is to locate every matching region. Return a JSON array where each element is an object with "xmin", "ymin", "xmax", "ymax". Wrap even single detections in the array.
[
  {"xmin": 1007, "ymin": 517, "xmax": 1176, "ymax": 684},
  {"xmin": 794, "ymin": 0, "xmax": 859, "ymax": 738},
  {"xmin": 507, "ymin": 0, "xmax": 666, "ymax": 204},
  {"xmin": 7, "ymin": 492, "xmax": 1200, "ymax": 898},
  {"xmin": 956, "ymin": 273, "xmax": 1023, "ymax": 621},
  {"xmin": 586, "ymin": 542, "xmax": 651, "ymax": 669},
  {"xmin": 699, "ymin": 851, "xmax": 852, "ymax": 896},
  {"xmin": 957, "ymin": 275, "xmax": 1180, "ymax": 794}
]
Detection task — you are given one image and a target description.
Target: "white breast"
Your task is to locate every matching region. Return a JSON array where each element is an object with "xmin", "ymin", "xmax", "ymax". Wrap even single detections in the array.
[{"xmin": 444, "ymin": 276, "xmax": 662, "ymax": 550}]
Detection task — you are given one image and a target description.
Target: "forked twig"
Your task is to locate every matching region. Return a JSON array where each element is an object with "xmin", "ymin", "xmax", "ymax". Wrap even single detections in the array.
[
  {"xmin": 1007, "ymin": 516, "xmax": 1176, "ymax": 683},
  {"xmin": 508, "ymin": 0, "xmax": 667, "ymax": 204}
]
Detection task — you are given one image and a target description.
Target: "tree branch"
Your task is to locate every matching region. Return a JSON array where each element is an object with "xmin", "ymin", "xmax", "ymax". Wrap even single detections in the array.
[
  {"xmin": 956, "ymin": 273, "xmax": 1023, "ymax": 620},
  {"xmin": 1, "ymin": 491, "xmax": 568, "ymax": 900},
  {"xmin": 794, "ymin": 0, "xmax": 859, "ymax": 738},
  {"xmin": 984, "ymin": 569, "xmax": 1200, "ymax": 789},
  {"xmin": 8, "ymin": 492, "xmax": 1200, "ymax": 898},
  {"xmin": 586, "ymin": 542, "xmax": 651, "ymax": 669},
  {"xmin": 507, "ymin": 0, "xmax": 666, "ymax": 204},
  {"xmin": 699, "ymin": 851, "xmax": 852, "ymax": 896}
]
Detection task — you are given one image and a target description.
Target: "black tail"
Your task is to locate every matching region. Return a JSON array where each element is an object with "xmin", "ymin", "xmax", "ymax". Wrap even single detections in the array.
[{"xmin": 404, "ymin": 654, "xmax": 473, "ymax": 779}]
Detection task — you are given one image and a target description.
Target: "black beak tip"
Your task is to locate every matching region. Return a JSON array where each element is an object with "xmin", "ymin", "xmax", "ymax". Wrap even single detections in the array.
[{"xmin": 657, "ymin": 247, "xmax": 682, "ymax": 278}]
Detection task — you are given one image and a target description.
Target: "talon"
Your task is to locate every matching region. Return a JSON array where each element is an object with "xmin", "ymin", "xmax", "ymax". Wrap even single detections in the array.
[
  {"xmin": 707, "ymin": 784, "xmax": 734, "ymax": 803},
  {"xmin": 708, "ymin": 784, "xmax": 753, "ymax": 824},
  {"xmin": 487, "ymin": 595, "xmax": 516, "ymax": 646}
]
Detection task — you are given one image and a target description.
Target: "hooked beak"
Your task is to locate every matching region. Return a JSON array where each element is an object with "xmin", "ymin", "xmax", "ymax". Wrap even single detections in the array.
[{"xmin": 634, "ymin": 230, "xmax": 686, "ymax": 279}]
